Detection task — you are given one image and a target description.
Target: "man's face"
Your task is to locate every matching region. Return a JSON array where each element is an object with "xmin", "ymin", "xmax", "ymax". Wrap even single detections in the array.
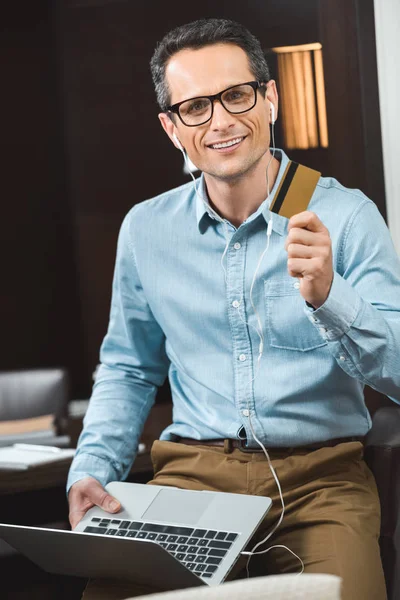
[{"xmin": 159, "ymin": 43, "xmax": 278, "ymax": 182}]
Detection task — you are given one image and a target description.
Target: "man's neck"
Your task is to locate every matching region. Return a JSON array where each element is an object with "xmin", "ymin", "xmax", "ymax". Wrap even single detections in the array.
[{"xmin": 203, "ymin": 152, "xmax": 281, "ymax": 228}]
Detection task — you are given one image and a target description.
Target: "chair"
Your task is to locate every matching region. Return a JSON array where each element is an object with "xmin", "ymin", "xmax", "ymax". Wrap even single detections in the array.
[
  {"xmin": 82, "ymin": 573, "xmax": 342, "ymax": 600},
  {"xmin": 0, "ymin": 368, "xmax": 70, "ymax": 447},
  {"xmin": 0, "ymin": 368, "xmax": 72, "ymax": 566},
  {"xmin": 364, "ymin": 406, "xmax": 400, "ymax": 600}
]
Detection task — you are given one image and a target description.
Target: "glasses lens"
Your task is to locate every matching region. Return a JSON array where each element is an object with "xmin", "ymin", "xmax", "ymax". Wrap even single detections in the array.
[
  {"xmin": 179, "ymin": 97, "xmax": 212, "ymax": 126},
  {"xmin": 221, "ymin": 84, "xmax": 256, "ymax": 113}
]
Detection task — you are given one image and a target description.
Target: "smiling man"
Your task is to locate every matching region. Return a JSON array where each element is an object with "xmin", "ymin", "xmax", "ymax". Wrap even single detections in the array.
[
  {"xmin": 158, "ymin": 42, "xmax": 280, "ymax": 227},
  {"xmin": 67, "ymin": 19, "xmax": 400, "ymax": 599}
]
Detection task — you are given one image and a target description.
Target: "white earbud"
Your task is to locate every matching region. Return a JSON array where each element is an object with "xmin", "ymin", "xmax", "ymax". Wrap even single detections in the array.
[
  {"xmin": 173, "ymin": 133, "xmax": 185, "ymax": 152},
  {"xmin": 270, "ymin": 104, "xmax": 276, "ymax": 124}
]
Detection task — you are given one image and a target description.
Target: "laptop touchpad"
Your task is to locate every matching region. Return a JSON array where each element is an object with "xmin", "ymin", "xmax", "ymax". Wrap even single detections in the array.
[{"xmin": 142, "ymin": 489, "xmax": 212, "ymax": 525}]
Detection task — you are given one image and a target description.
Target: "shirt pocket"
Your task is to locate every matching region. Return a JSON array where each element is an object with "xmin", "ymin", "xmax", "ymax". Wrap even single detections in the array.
[{"xmin": 264, "ymin": 277, "xmax": 328, "ymax": 352}]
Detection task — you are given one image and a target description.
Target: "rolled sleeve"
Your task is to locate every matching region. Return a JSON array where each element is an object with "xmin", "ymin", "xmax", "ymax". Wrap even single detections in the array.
[{"xmin": 67, "ymin": 453, "xmax": 120, "ymax": 495}]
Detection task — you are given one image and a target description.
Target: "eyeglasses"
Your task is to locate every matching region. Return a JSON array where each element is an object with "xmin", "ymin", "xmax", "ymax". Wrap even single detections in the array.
[{"xmin": 166, "ymin": 81, "xmax": 266, "ymax": 127}]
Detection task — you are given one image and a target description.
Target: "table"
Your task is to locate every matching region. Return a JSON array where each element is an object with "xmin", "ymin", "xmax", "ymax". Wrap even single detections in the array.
[{"xmin": 0, "ymin": 401, "xmax": 173, "ymax": 521}]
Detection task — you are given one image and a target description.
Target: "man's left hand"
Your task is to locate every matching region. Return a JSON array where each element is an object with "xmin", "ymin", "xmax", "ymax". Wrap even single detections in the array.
[{"xmin": 285, "ymin": 211, "xmax": 333, "ymax": 309}]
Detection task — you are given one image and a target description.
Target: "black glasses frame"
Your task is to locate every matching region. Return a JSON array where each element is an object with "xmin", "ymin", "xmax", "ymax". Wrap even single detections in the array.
[{"xmin": 166, "ymin": 80, "xmax": 267, "ymax": 127}]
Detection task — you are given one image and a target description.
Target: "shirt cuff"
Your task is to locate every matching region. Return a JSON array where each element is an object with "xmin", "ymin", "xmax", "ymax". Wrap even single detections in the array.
[
  {"xmin": 66, "ymin": 452, "xmax": 121, "ymax": 496},
  {"xmin": 303, "ymin": 271, "xmax": 361, "ymax": 341}
]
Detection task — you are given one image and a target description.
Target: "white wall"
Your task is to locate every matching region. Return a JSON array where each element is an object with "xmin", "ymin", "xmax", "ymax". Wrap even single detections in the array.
[{"xmin": 373, "ymin": 0, "xmax": 400, "ymax": 255}]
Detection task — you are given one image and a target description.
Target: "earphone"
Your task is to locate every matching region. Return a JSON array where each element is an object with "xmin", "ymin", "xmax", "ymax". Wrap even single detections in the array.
[
  {"xmin": 270, "ymin": 103, "xmax": 276, "ymax": 125},
  {"xmin": 173, "ymin": 115, "xmax": 303, "ymax": 577},
  {"xmin": 173, "ymin": 133, "xmax": 185, "ymax": 152}
]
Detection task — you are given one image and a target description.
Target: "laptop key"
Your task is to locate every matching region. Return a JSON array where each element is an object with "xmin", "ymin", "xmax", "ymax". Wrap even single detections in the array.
[
  {"xmin": 164, "ymin": 526, "xmax": 194, "ymax": 536},
  {"xmin": 208, "ymin": 540, "xmax": 231, "ymax": 550},
  {"xmin": 111, "ymin": 519, "xmax": 121, "ymax": 524},
  {"xmin": 119, "ymin": 521, "xmax": 130, "ymax": 529},
  {"xmin": 177, "ymin": 536, "xmax": 188, "ymax": 544},
  {"xmin": 206, "ymin": 565, "xmax": 218, "ymax": 573},
  {"xmin": 188, "ymin": 546, "xmax": 198, "ymax": 554},
  {"xmin": 187, "ymin": 563, "xmax": 196, "ymax": 571},
  {"xmin": 128, "ymin": 522, "xmax": 142, "ymax": 530},
  {"xmin": 198, "ymin": 547, "xmax": 209, "ymax": 555},
  {"xmin": 186, "ymin": 554, "xmax": 196, "ymax": 562},
  {"xmin": 198, "ymin": 539, "xmax": 208, "ymax": 547},
  {"xmin": 166, "ymin": 535, "xmax": 178, "ymax": 543},
  {"xmin": 137, "ymin": 532, "xmax": 148, "ymax": 539},
  {"xmin": 205, "ymin": 530, "xmax": 217, "ymax": 539},
  {"xmin": 99, "ymin": 519, "xmax": 110, "ymax": 525},
  {"xmin": 91, "ymin": 518, "xmax": 101, "ymax": 522},
  {"xmin": 116, "ymin": 530, "xmax": 127, "ymax": 537},
  {"xmin": 167, "ymin": 544, "xmax": 178, "ymax": 551},
  {"xmin": 188, "ymin": 537, "xmax": 199, "ymax": 545},
  {"xmin": 226, "ymin": 533, "xmax": 238, "ymax": 542},
  {"xmin": 142, "ymin": 523, "xmax": 168, "ymax": 534},
  {"xmin": 160, "ymin": 543, "xmax": 168, "ymax": 548},
  {"xmin": 209, "ymin": 548, "xmax": 227, "ymax": 557},
  {"xmin": 202, "ymin": 573, "xmax": 213, "ymax": 578},
  {"xmin": 193, "ymin": 529, "xmax": 207, "ymax": 538},
  {"xmin": 105, "ymin": 529, "xmax": 117, "ymax": 535},
  {"xmin": 195, "ymin": 555, "xmax": 206, "ymax": 563},
  {"xmin": 215, "ymin": 532, "xmax": 227, "ymax": 540},
  {"xmin": 177, "ymin": 553, "xmax": 185, "ymax": 561},
  {"xmin": 157, "ymin": 534, "xmax": 168, "ymax": 542},
  {"xmin": 147, "ymin": 533, "xmax": 157, "ymax": 540},
  {"xmin": 177, "ymin": 545, "xmax": 189, "ymax": 553},
  {"xmin": 126, "ymin": 531, "xmax": 137, "ymax": 538},
  {"xmin": 84, "ymin": 526, "xmax": 107, "ymax": 534},
  {"xmin": 196, "ymin": 564, "xmax": 207, "ymax": 572},
  {"xmin": 206, "ymin": 556, "xmax": 223, "ymax": 565}
]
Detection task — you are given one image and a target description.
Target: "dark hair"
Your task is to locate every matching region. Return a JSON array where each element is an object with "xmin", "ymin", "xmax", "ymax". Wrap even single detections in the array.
[{"xmin": 150, "ymin": 18, "xmax": 270, "ymax": 111}]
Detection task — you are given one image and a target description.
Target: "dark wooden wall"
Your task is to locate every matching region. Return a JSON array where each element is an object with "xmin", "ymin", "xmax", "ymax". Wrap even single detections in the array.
[
  {"xmin": 1, "ymin": 3, "xmax": 87, "ymax": 390},
  {"xmin": 2, "ymin": 0, "xmax": 388, "ymax": 410}
]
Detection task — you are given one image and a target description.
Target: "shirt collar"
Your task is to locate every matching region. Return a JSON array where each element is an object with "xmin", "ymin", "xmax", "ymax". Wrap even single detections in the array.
[{"xmin": 195, "ymin": 149, "xmax": 290, "ymax": 236}]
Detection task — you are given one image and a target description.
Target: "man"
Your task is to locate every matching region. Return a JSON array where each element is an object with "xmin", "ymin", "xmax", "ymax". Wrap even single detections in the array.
[{"xmin": 68, "ymin": 18, "xmax": 400, "ymax": 599}]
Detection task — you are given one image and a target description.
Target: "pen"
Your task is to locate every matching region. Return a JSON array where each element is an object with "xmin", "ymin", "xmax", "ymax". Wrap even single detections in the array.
[{"xmin": 13, "ymin": 444, "xmax": 62, "ymax": 454}]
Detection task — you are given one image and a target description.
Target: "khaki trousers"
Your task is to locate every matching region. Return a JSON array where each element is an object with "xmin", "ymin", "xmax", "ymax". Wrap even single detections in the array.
[{"xmin": 84, "ymin": 440, "xmax": 387, "ymax": 600}]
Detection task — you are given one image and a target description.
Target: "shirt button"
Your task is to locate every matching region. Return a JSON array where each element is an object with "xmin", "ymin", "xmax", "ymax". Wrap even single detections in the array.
[
  {"xmin": 339, "ymin": 355, "xmax": 346, "ymax": 361},
  {"xmin": 232, "ymin": 300, "xmax": 240, "ymax": 308},
  {"xmin": 242, "ymin": 409, "xmax": 250, "ymax": 417},
  {"xmin": 293, "ymin": 281, "xmax": 300, "ymax": 289},
  {"xmin": 312, "ymin": 317, "xmax": 318, "ymax": 323},
  {"xmin": 233, "ymin": 242, "xmax": 241, "ymax": 250},
  {"xmin": 239, "ymin": 354, "xmax": 247, "ymax": 362}
]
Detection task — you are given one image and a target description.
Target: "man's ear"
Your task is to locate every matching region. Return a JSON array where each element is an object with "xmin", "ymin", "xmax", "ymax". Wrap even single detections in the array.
[{"xmin": 158, "ymin": 113, "xmax": 182, "ymax": 150}]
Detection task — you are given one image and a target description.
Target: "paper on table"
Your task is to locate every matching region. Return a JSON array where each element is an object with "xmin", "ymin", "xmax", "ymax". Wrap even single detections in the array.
[{"xmin": 0, "ymin": 445, "xmax": 75, "ymax": 470}]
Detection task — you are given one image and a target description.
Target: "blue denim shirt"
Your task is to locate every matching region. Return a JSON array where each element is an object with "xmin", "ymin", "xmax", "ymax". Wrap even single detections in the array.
[{"xmin": 67, "ymin": 149, "xmax": 400, "ymax": 492}]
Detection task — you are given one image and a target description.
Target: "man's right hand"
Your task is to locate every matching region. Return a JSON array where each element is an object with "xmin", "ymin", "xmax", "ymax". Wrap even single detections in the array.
[{"xmin": 68, "ymin": 476, "xmax": 121, "ymax": 529}]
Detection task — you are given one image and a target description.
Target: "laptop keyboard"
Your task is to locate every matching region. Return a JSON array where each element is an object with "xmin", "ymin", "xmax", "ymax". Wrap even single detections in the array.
[{"xmin": 84, "ymin": 518, "xmax": 239, "ymax": 579}]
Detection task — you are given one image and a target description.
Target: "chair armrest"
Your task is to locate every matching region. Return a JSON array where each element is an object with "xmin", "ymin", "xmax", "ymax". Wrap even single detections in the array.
[
  {"xmin": 364, "ymin": 407, "xmax": 400, "ymax": 600},
  {"xmin": 365, "ymin": 406, "xmax": 400, "ymax": 534},
  {"xmin": 364, "ymin": 407, "xmax": 400, "ymax": 536}
]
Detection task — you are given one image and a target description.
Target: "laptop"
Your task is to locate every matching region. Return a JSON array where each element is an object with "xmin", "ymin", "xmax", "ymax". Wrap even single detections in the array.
[{"xmin": 0, "ymin": 481, "xmax": 271, "ymax": 590}]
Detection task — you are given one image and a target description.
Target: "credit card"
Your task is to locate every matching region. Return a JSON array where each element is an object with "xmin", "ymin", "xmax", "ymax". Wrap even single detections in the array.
[{"xmin": 270, "ymin": 161, "xmax": 321, "ymax": 219}]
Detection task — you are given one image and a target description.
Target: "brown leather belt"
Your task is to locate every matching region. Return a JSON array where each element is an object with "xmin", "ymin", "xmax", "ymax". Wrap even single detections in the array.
[{"xmin": 176, "ymin": 436, "xmax": 364, "ymax": 453}]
